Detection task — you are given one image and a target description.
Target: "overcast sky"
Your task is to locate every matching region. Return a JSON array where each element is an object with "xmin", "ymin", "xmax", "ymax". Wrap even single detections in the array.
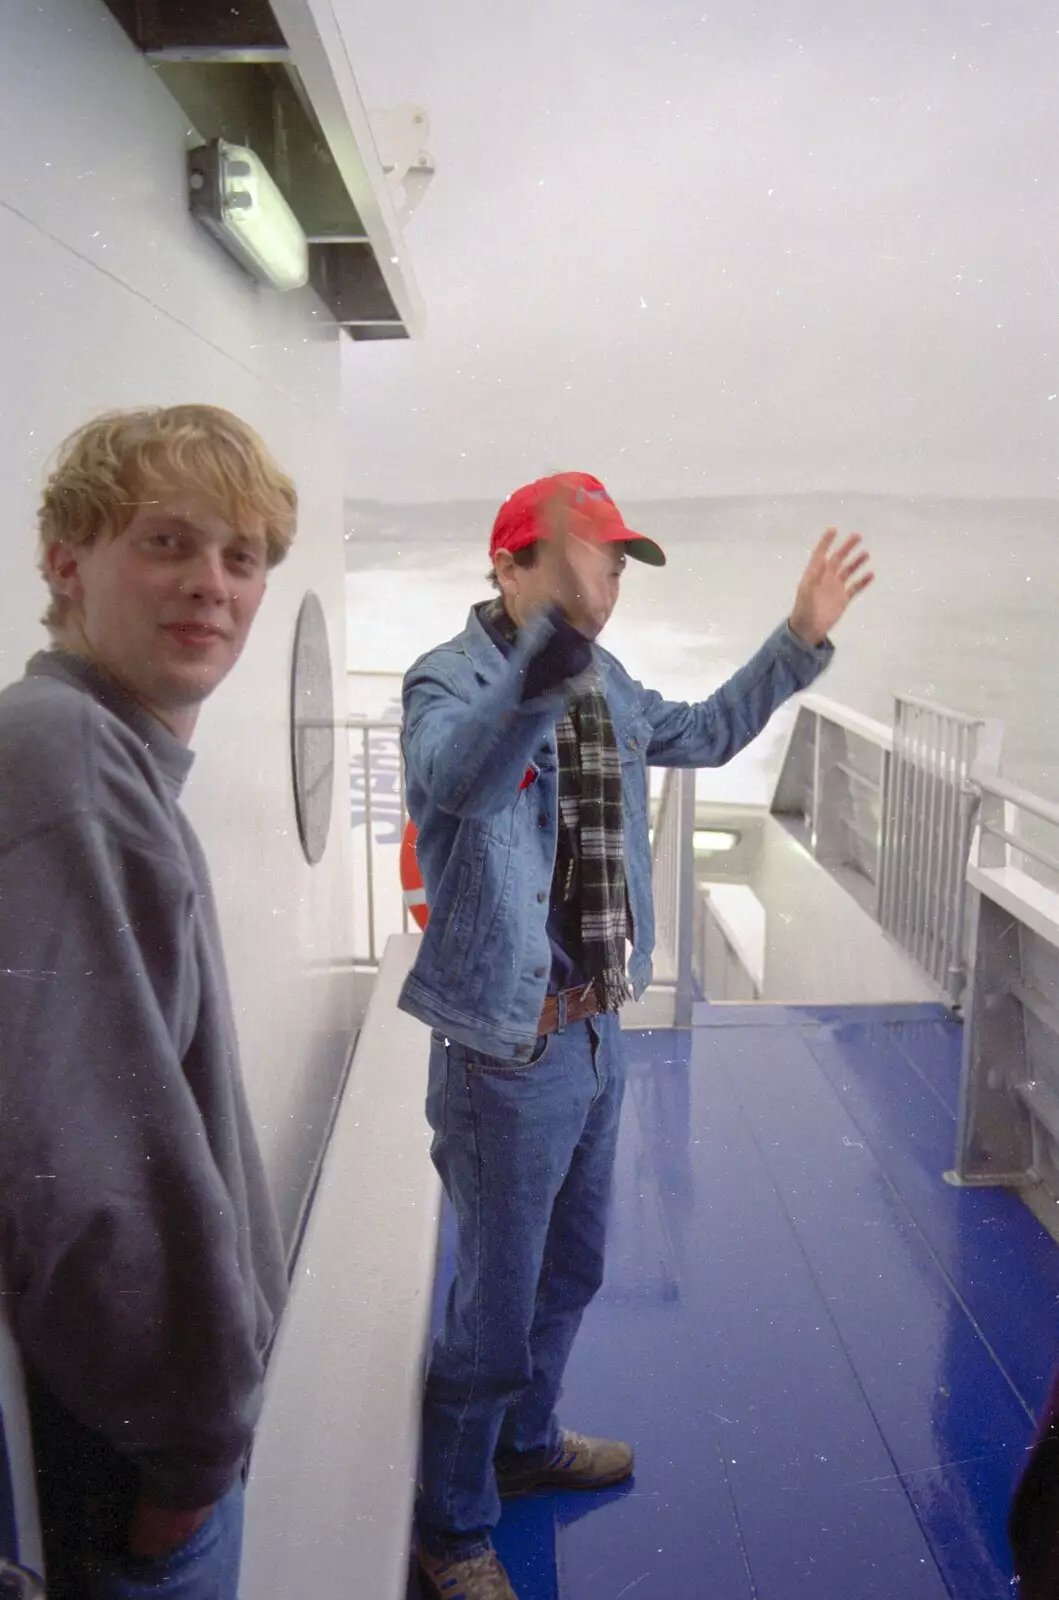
[{"xmin": 338, "ymin": 1, "xmax": 1059, "ymax": 503}]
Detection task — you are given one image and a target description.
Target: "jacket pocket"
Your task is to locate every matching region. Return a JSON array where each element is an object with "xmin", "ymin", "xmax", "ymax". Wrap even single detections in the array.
[{"xmin": 618, "ymin": 716, "xmax": 651, "ymax": 818}]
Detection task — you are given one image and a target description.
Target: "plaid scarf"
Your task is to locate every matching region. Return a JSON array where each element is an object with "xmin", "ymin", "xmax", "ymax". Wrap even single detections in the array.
[{"xmin": 483, "ymin": 600, "xmax": 631, "ymax": 1011}]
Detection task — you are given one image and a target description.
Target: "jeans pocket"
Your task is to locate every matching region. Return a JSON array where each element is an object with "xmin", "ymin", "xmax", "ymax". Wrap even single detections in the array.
[
  {"xmin": 427, "ymin": 1030, "xmax": 452, "ymax": 1138},
  {"xmin": 461, "ymin": 1034, "xmax": 552, "ymax": 1076}
]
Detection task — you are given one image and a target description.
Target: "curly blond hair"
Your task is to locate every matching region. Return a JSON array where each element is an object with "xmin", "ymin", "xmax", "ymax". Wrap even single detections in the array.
[{"xmin": 38, "ymin": 404, "xmax": 298, "ymax": 635}]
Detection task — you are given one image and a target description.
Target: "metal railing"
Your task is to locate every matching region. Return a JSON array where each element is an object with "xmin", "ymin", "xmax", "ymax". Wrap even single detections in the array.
[
  {"xmin": 973, "ymin": 767, "xmax": 1059, "ymax": 885},
  {"xmin": 649, "ymin": 768, "xmax": 698, "ymax": 1026},
  {"xmin": 346, "ymin": 671, "xmax": 407, "ymax": 965},
  {"xmin": 770, "ymin": 694, "xmax": 892, "ymax": 901},
  {"xmin": 693, "ymin": 886, "xmax": 763, "ymax": 1003},
  {"xmin": 347, "ymin": 718, "xmax": 406, "ymax": 966},
  {"xmin": 954, "ymin": 766, "xmax": 1059, "ymax": 1202},
  {"xmin": 877, "ymin": 696, "xmax": 1003, "ymax": 1003},
  {"xmin": 770, "ymin": 691, "xmax": 1007, "ymax": 1006}
]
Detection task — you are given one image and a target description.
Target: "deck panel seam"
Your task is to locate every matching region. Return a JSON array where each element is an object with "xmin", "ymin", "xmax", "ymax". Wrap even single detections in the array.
[
  {"xmin": 710, "ymin": 1025, "xmax": 959, "ymax": 1599},
  {"xmin": 886, "ymin": 1023, "xmax": 961, "ymax": 1121},
  {"xmin": 802, "ymin": 1023, "xmax": 1038, "ymax": 1426}
]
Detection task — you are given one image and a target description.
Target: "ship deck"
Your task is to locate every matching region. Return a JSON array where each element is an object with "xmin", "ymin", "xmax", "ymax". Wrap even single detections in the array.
[{"xmin": 413, "ymin": 1004, "xmax": 1059, "ymax": 1599}]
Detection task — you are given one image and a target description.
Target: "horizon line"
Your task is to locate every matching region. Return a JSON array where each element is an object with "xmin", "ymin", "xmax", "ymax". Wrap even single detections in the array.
[{"xmin": 344, "ymin": 488, "xmax": 1059, "ymax": 509}]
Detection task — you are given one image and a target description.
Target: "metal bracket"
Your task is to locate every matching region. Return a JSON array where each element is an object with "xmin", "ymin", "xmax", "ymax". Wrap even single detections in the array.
[{"xmin": 368, "ymin": 104, "xmax": 436, "ymax": 219}]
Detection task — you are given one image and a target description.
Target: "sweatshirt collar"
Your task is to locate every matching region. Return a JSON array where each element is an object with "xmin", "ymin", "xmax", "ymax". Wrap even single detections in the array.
[{"xmin": 27, "ymin": 650, "xmax": 196, "ymax": 796}]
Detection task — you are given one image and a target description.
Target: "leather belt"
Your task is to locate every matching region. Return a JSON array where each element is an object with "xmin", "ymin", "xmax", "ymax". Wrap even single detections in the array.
[{"xmin": 537, "ymin": 982, "xmax": 602, "ymax": 1036}]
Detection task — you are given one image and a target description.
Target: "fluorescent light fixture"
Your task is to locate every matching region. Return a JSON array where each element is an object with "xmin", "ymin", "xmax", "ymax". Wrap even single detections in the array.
[
  {"xmin": 188, "ymin": 140, "xmax": 309, "ymax": 292},
  {"xmin": 693, "ymin": 829, "xmax": 740, "ymax": 854}
]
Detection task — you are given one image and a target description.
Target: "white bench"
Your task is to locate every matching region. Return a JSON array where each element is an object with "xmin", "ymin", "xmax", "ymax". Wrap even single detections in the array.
[{"xmin": 242, "ymin": 934, "xmax": 439, "ymax": 1600}]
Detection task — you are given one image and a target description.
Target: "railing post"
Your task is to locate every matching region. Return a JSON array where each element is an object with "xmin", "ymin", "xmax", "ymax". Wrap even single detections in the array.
[
  {"xmin": 876, "ymin": 698, "xmax": 901, "ymax": 929},
  {"xmin": 809, "ymin": 710, "xmax": 822, "ymax": 855},
  {"xmin": 875, "ymin": 743, "xmax": 890, "ymax": 902},
  {"xmin": 954, "ymin": 760, "xmax": 1059, "ymax": 1194},
  {"xmin": 953, "ymin": 889, "xmax": 1032, "ymax": 1185},
  {"xmin": 346, "ymin": 714, "xmax": 406, "ymax": 968},
  {"xmin": 674, "ymin": 768, "xmax": 697, "ymax": 1027},
  {"xmin": 361, "ymin": 725, "xmax": 377, "ymax": 966},
  {"xmin": 947, "ymin": 783, "xmax": 980, "ymax": 1005}
]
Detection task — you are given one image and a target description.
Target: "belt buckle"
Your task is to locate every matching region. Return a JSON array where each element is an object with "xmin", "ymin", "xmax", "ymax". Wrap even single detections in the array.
[{"xmin": 573, "ymin": 980, "xmax": 596, "ymax": 1018}]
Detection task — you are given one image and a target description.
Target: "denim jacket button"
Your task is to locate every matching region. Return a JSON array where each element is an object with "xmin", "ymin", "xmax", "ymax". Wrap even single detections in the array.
[
  {"xmin": 537, "ymin": 890, "xmax": 547, "ymax": 902},
  {"xmin": 533, "ymin": 965, "xmax": 547, "ymax": 979}
]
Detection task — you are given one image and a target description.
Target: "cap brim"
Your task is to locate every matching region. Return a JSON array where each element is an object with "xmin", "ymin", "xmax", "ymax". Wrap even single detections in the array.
[{"xmin": 623, "ymin": 532, "xmax": 666, "ymax": 567}]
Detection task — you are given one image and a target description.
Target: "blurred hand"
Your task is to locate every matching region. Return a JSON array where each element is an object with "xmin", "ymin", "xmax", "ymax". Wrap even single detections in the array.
[
  {"xmin": 535, "ymin": 490, "xmax": 620, "ymax": 639},
  {"xmin": 127, "ymin": 1497, "xmax": 215, "ymax": 1560},
  {"xmin": 789, "ymin": 529, "xmax": 874, "ymax": 647}
]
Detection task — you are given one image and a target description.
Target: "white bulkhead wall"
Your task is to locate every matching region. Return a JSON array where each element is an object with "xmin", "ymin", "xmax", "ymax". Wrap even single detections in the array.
[{"xmin": 0, "ymin": 0, "xmax": 357, "ymax": 1247}]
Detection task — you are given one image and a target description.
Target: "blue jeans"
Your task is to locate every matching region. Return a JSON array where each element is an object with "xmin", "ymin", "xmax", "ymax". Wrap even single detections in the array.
[
  {"xmin": 26, "ymin": 1371, "xmax": 245, "ymax": 1600},
  {"xmin": 85, "ymin": 1482, "xmax": 244, "ymax": 1600},
  {"xmin": 418, "ymin": 1014, "xmax": 626, "ymax": 1555}
]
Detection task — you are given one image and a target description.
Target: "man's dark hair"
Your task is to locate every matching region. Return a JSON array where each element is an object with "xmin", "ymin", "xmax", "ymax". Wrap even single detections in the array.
[{"xmin": 486, "ymin": 542, "xmax": 540, "ymax": 589}]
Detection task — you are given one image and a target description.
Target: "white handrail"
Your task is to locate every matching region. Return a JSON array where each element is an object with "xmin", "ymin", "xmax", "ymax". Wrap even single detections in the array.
[
  {"xmin": 972, "ymin": 764, "xmax": 1059, "ymax": 833},
  {"xmin": 795, "ymin": 692, "xmax": 892, "ymax": 749}
]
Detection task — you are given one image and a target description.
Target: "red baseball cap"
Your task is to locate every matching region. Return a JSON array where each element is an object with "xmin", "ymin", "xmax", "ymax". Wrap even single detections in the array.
[{"xmin": 489, "ymin": 472, "xmax": 666, "ymax": 567}]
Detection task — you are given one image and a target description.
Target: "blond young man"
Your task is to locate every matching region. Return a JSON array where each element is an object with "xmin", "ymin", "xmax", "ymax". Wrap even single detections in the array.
[{"xmin": 0, "ymin": 406, "xmax": 296, "ymax": 1599}]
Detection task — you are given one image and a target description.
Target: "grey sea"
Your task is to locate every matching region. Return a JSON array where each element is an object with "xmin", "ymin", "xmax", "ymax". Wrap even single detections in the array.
[{"xmin": 344, "ymin": 493, "xmax": 1059, "ymax": 807}]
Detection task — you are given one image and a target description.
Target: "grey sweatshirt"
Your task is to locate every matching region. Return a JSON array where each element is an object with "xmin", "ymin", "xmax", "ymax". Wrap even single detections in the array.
[{"xmin": 0, "ymin": 652, "xmax": 289, "ymax": 1509}]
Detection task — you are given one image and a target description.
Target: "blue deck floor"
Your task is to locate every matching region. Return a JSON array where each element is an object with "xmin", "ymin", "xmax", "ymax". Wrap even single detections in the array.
[{"xmin": 414, "ymin": 1005, "xmax": 1059, "ymax": 1599}]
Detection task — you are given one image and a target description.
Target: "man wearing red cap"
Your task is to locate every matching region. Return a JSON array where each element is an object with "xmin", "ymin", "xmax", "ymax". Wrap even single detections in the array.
[{"xmin": 399, "ymin": 472, "xmax": 873, "ymax": 1600}]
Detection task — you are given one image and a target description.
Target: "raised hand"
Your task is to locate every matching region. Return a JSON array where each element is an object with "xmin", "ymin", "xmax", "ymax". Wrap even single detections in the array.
[
  {"xmin": 534, "ymin": 488, "xmax": 620, "ymax": 639},
  {"xmin": 788, "ymin": 529, "xmax": 874, "ymax": 647}
]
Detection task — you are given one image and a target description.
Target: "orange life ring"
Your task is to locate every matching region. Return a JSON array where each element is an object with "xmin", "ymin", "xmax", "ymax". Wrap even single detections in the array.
[{"xmin": 400, "ymin": 820, "xmax": 429, "ymax": 930}]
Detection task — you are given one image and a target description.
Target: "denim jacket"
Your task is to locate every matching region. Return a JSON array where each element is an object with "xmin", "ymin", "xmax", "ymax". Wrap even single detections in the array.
[{"xmin": 398, "ymin": 607, "xmax": 832, "ymax": 1060}]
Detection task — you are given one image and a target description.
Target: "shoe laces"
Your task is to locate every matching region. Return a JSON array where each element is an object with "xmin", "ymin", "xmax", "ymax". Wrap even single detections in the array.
[
  {"xmin": 431, "ymin": 1549, "xmax": 512, "ymax": 1600},
  {"xmin": 547, "ymin": 1428, "xmax": 588, "ymax": 1470}
]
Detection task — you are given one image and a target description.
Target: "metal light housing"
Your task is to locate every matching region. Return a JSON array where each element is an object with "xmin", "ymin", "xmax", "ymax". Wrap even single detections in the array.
[{"xmin": 188, "ymin": 139, "xmax": 309, "ymax": 292}]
